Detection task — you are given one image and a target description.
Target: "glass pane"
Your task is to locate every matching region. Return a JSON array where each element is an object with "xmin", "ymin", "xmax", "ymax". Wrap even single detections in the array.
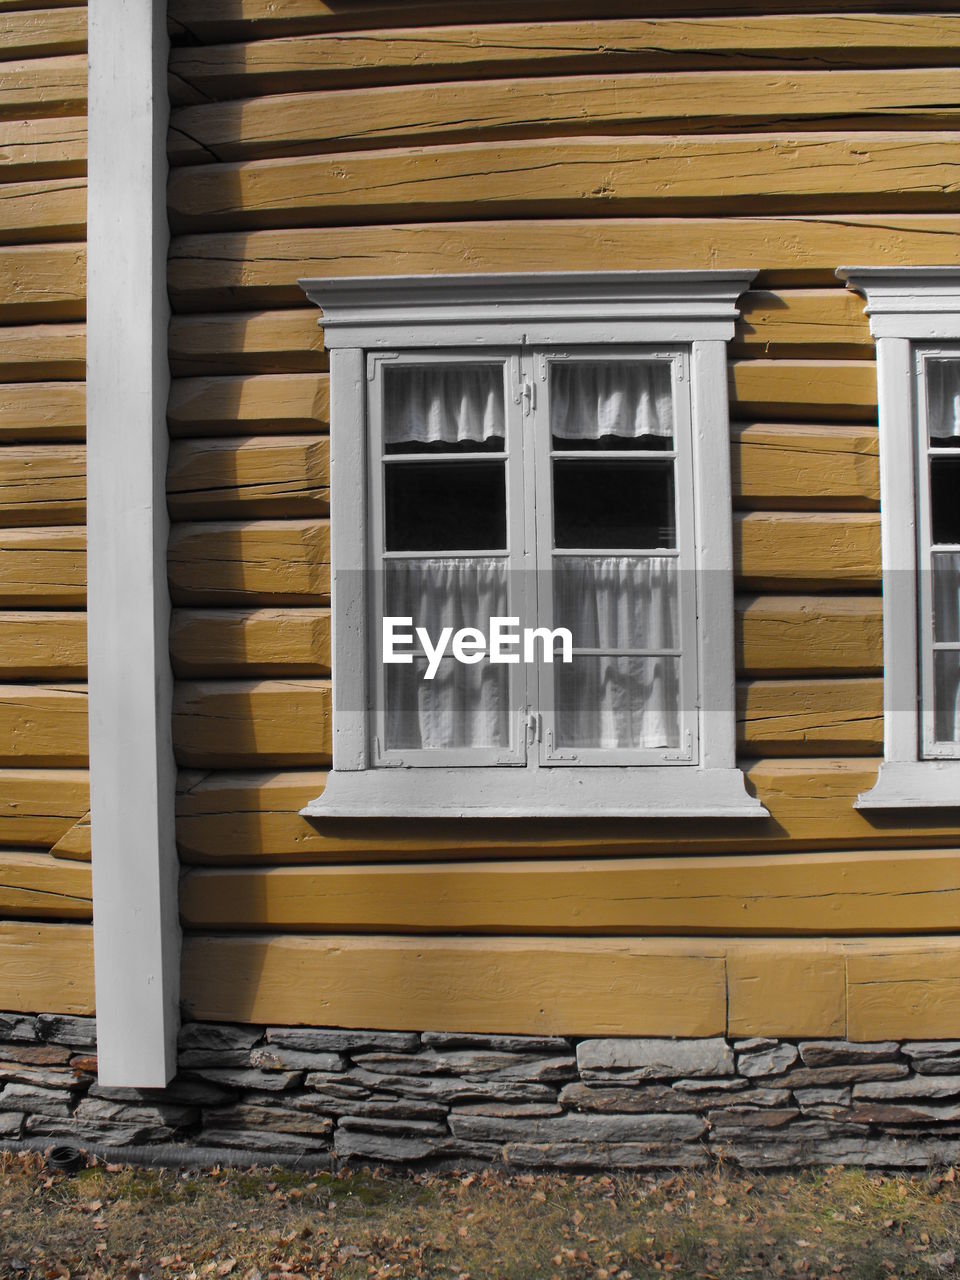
[
  {"xmin": 384, "ymin": 363, "xmax": 505, "ymax": 452},
  {"xmin": 554, "ymin": 655, "xmax": 681, "ymax": 750},
  {"xmin": 551, "ymin": 360, "xmax": 674, "ymax": 450},
  {"xmin": 933, "ymin": 650, "xmax": 960, "ymax": 745},
  {"xmin": 384, "ymin": 557, "xmax": 508, "ymax": 638},
  {"xmin": 553, "ymin": 555, "xmax": 679, "ymax": 650},
  {"xmin": 933, "ymin": 552, "xmax": 960, "ymax": 644},
  {"xmin": 931, "ymin": 457, "xmax": 960, "ymax": 545},
  {"xmin": 927, "ymin": 359, "xmax": 960, "ymax": 446},
  {"xmin": 385, "ymin": 461, "xmax": 506, "ymax": 551},
  {"xmin": 385, "ymin": 656, "xmax": 510, "ymax": 751},
  {"xmin": 553, "ymin": 459, "xmax": 675, "ymax": 549}
]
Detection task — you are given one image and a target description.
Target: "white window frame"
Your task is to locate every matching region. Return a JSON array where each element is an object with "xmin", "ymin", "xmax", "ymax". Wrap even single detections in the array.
[
  {"xmin": 299, "ymin": 271, "xmax": 766, "ymax": 819},
  {"xmin": 838, "ymin": 267, "xmax": 960, "ymax": 808}
]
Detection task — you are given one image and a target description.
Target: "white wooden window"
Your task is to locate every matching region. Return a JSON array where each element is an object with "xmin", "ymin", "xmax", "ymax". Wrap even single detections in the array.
[
  {"xmin": 299, "ymin": 272, "xmax": 766, "ymax": 819},
  {"xmin": 839, "ymin": 268, "xmax": 960, "ymax": 807}
]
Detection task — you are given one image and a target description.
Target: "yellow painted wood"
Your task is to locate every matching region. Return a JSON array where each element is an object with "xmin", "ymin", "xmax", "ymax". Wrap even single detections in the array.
[
  {"xmin": 168, "ymin": 519, "xmax": 329, "ymax": 606},
  {"xmin": 0, "ymin": 683, "xmax": 87, "ymax": 766},
  {"xmin": 168, "ymin": 373, "xmax": 329, "ymax": 437},
  {"xmin": 168, "ymin": 218, "xmax": 960, "ymax": 310},
  {"xmin": 0, "ymin": 611, "xmax": 85, "ymax": 679},
  {"xmin": 0, "ymin": 444, "xmax": 84, "ymax": 525},
  {"xmin": 0, "ymin": 322, "xmax": 85, "ymax": 381},
  {"xmin": 0, "ymin": 526, "xmax": 84, "ymax": 606},
  {"xmin": 179, "ymin": 848, "xmax": 960, "ymax": 937},
  {"xmin": 0, "ymin": 242, "xmax": 85, "ymax": 322},
  {"xmin": 0, "ymin": 383, "xmax": 85, "ymax": 443},
  {"xmin": 181, "ymin": 933, "xmax": 728, "ymax": 1035},
  {"xmin": 732, "ymin": 425, "xmax": 878, "ymax": 509},
  {"xmin": 0, "ymin": 921, "xmax": 92, "ymax": 1014},
  {"xmin": 0, "ymin": 53, "xmax": 86, "ymax": 120},
  {"xmin": 726, "ymin": 941, "xmax": 846, "ymax": 1037},
  {"xmin": 0, "ymin": 767, "xmax": 88, "ymax": 849},
  {"xmin": 0, "ymin": 9, "xmax": 87, "ymax": 60},
  {"xmin": 171, "ymin": 607, "xmax": 330, "ymax": 677},
  {"xmin": 735, "ymin": 512, "xmax": 880, "ymax": 589},
  {"xmin": 736, "ymin": 288, "xmax": 871, "ymax": 356},
  {"xmin": 0, "ymin": 177, "xmax": 85, "ymax": 245},
  {"xmin": 729, "ymin": 360, "xmax": 877, "ymax": 423},
  {"xmin": 735, "ymin": 595, "xmax": 881, "ymax": 676},
  {"xmin": 736, "ymin": 677, "xmax": 882, "ymax": 756},
  {"xmin": 173, "ymin": 678, "xmax": 332, "ymax": 768},
  {"xmin": 846, "ymin": 940, "xmax": 960, "ymax": 1040},
  {"xmin": 167, "ymin": 435, "xmax": 328, "ymax": 519},
  {"xmin": 168, "ymin": 309, "xmax": 325, "ymax": 377},
  {"xmin": 177, "ymin": 758, "xmax": 960, "ymax": 864},
  {"xmin": 49, "ymin": 810, "xmax": 89, "ymax": 861},
  {"xmin": 168, "ymin": 68, "xmax": 960, "ymax": 165},
  {"xmin": 0, "ymin": 849, "xmax": 90, "ymax": 919},
  {"xmin": 0, "ymin": 115, "xmax": 86, "ymax": 181},
  {"xmin": 167, "ymin": 134, "xmax": 960, "ymax": 234}
]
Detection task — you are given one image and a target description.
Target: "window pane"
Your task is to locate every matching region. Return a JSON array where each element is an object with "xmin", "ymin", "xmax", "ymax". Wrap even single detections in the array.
[
  {"xmin": 931, "ymin": 457, "xmax": 960, "ymax": 545},
  {"xmin": 933, "ymin": 553, "xmax": 960, "ymax": 644},
  {"xmin": 385, "ymin": 557, "xmax": 508, "ymax": 638},
  {"xmin": 553, "ymin": 555, "xmax": 678, "ymax": 650},
  {"xmin": 384, "ymin": 363, "xmax": 505, "ymax": 452},
  {"xmin": 551, "ymin": 360, "xmax": 673, "ymax": 450},
  {"xmin": 385, "ymin": 461, "xmax": 506, "ymax": 551},
  {"xmin": 934, "ymin": 650, "xmax": 960, "ymax": 745},
  {"xmin": 385, "ymin": 657, "xmax": 510, "ymax": 751},
  {"xmin": 927, "ymin": 359, "xmax": 960, "ymax": 446},
  {"xmin": 554, "ymin": 655, "xmax": 681, "ymax": 750},
  {"xmin": 553, "ymin": 460, "xmax": 675, "ymax": 549}
]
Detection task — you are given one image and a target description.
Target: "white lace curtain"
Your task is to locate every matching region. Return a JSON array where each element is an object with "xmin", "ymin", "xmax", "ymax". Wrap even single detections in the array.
[
  {"xmin": 934, "ymin": 552, "xmax": 960, "ymax": 743},
  {"xmin": 551, "ymin": 361, "xmax": 674, "ymax": 442},
  {"xmin": 384, "ymin": 365, "xmax": 505, "ymax": 447},
  {"xmin": 929, "ymin": 361, "xmax": 960, "ymax": 440}
]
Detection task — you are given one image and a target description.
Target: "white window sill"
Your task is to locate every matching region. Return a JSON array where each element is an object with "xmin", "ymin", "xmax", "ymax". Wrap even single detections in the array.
[
  {"xmin": 301, "ymin": 767, "xmax": 768, "ymax": 820},
  {"xmin": 856, "ymin": 760, "xmax": 960, "ymax": 809}
]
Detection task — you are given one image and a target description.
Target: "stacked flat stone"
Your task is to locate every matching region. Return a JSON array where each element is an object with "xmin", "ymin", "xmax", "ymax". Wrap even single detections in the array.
[{"xmin": 2, "ymin": 1016, "xmax": 960, "ymax": 1169}]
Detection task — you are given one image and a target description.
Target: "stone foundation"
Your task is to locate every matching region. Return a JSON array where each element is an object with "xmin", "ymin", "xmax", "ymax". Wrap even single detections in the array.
[{"xmin": 4, "ymin": 1013, "xmax": 960, "ymax": 1169}]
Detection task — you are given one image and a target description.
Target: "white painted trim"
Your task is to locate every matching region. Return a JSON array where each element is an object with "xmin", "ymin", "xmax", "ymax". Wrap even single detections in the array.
[
  {"xmin": 87, "ymin": 0, "xmax": 179, "ymax": 1085},
  {"xmin": 838, "ymin": 268, "xmax": 960, "ymax": 810}
]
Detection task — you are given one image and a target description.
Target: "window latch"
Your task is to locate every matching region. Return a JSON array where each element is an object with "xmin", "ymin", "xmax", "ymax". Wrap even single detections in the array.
[
  {"xmin": 524, "ymin": 710, "xmax": 541, "ymax": 746},
  {"xmin": 518, "ymin": 376, "xmax": 536, "ymax": 416}
]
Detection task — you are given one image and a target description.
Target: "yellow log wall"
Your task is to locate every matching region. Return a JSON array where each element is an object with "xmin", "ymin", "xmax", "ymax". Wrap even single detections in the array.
[
  {"xmin": 166, "ymin": 4, "xmax": 960, "ymax": 1036},
  {"xmin": 0, "ymin": 1, "xmax": 94, "ymax": 1014}
]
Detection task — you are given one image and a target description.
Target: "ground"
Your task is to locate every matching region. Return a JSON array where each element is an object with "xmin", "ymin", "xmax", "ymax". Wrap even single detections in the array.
[{"xmin": 0, "ymin": 1154, "xmax": 959, "ymax": 1279}]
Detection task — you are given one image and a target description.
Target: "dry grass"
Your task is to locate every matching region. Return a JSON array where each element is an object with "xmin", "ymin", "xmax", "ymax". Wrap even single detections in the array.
[{"xmin": 0, "ymin": 1152, "xmax": 959, "ymax": 1279}]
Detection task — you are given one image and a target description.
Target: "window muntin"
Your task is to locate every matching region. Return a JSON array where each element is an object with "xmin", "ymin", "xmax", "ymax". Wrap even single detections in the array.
[{"xmin": 918, "ymin": 350, "xmax": 960, "ymax": 756}]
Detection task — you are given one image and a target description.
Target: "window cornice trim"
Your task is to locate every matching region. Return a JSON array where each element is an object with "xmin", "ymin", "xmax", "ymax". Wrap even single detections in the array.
[{"xmin": 838, "ymin": 267, "xmax": 960, "ymax": 339}]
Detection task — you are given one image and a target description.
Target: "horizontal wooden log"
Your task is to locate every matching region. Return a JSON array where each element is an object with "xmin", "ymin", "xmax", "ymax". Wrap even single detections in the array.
[
  {"xmin": 735, "ymin": 595, "xmax": 881, "ymax": 677},
  {"xmin": 732, "ymin": 424, "xmax": 878, "ymax": 509},
  {"xmin": 169, "ymin": 69, "xmax": 960, "ymax": 166},
  {"xmin": 0, "ymin": 525, "xmax": 84, "ymax": 606},
  {"xmin": 171, "ymin": 607, "xmax": 331, "ymax": 677},
  {"xmin": 180, "ymin": 846, "xmax": 960, "ymax": 936},
  {"xmin": 167, "ymin": 134, "xmax": 960, "ymax": 234},
  {"xmin": 0, "ymin": 322, "xmax": 84, "ymax": 381},
  {"xmin": 0, "ymin": 683, "xmax": 87, "ymax": 766},
  {"xmin": 0, "ymin": 921, "xmax": 93, "ymax": 1014},
  {"xmin": 0, "ymin": 767, "xmax": 88, "ymax": 849},
  {"xmin": 178, "ymin": 756, "xmax": 960, "ymax": 864},
  {"xmin": 735, "ymin": 512, "xmax": 880, "ymax": 589},
  {"xmin": 0, "ymin": 611, "xmax": 86, "ymax": 679},
  {"xmin": 0, "ymin": 115, "xmax": 86, "ymax": 181},
  {"xmin": 168, "ymin": 218, "xmax": 960, "ymax": 309},
  {"xmin": 730, "ymin": 360, "xmax": 877, "ymax": 423},
  {"xmin": 0, "ymin": 383, "xmax": 85, "ymax": 443},
  {"xmin": 182, "ymin": 933, "xmax": 727, "ymax": 1035},
  {"xmin": 0, "ymin": 54, "xmax": 86, "ymax": 120},
  {"xmin": 0, "ymin": 177, "xmax": 86, "ymax": 244},
  {"xmin": 168, "ymin": 309, "xmax": 325, "ymax": 377},
  {"xmin": 173, "ymin": 678, "xmax": 332, "ymax": 768},
  {"xmin": 736, "ymin": 677, "xmax": 881, "ymax": 756},
  {"xmin": 0, "ymin": 9, "xmax": 87, "ymax": 60},
  {"xmin": 735, "ymin": 288, "xmax": 871, "ymax": 357},
  {"xmin": 49, "ymin": 810, "xmax": 89, "ymax": 861},
  {"xmin": 0, "ymin": 444, "xmax": 84, "ymax": 524},
  {"xmin": 0, "ymin": 243, "xmax": 85, "ymax": 322},
  {"xmin": 846, "ymin": 942, "xmax": 960, "ymax": 1041},
  {"xmin": 168, "ymin": 519, "xmax": 329, "ymax": 606},
  {"xmin": 0, "ymin": 850, "xmax": 90, "ymax": 919},
  {"xmin": 167, "ymin": 435, "xmax": 328, "ymax": 519},
  {"xmin": 168, "ymin": 374, "xmax": 329, "ymax": 437}
]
